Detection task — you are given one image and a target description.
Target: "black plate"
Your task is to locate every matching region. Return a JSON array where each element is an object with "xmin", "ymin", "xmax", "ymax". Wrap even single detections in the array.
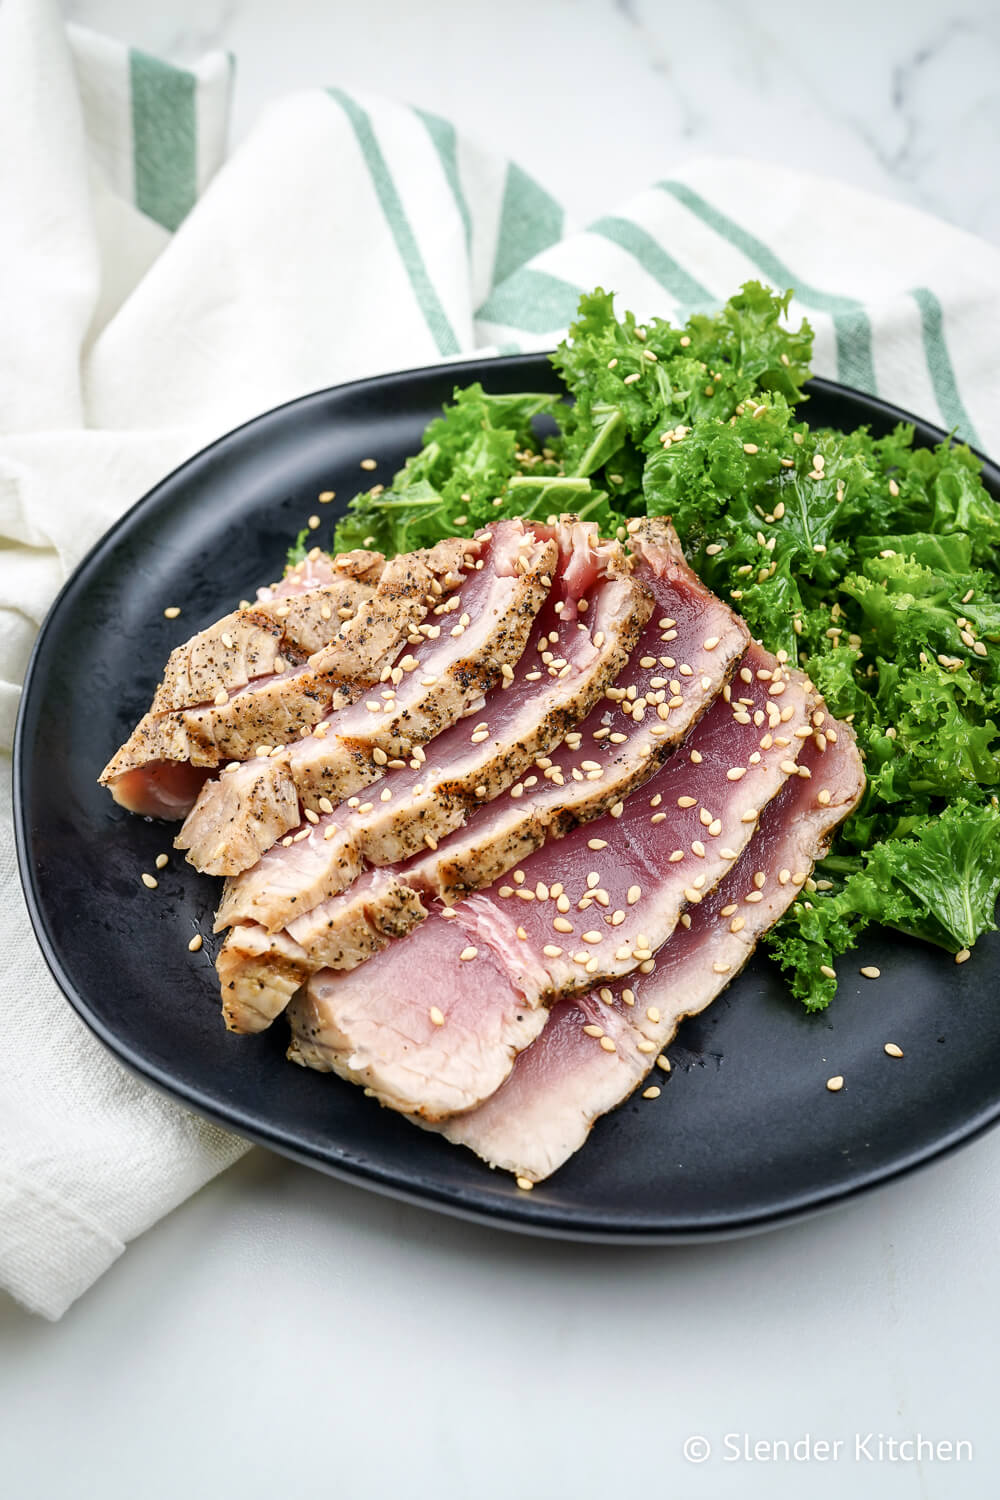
[{"xmin": 14, "ymin": 357, "xmax": 1000, "ymax": 1241}]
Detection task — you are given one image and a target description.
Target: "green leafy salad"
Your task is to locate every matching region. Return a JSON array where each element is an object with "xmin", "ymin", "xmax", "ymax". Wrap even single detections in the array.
[{"xmin": 311, "ymin": 283, "xmax": 1000, "ymax": 1010}]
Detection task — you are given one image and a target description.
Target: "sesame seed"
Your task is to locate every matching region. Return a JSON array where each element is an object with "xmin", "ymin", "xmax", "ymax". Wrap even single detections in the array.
[
  {"xmin": 515, "ymin": 1176, "xmax": 534, "ymax": 1191},
  {"xmin": 637, "ymin": 1038, "xmax": 656, "ymax": 1052},
  {"xmin": 459, "ymin": 947, "xmax": 478, "ymax": 963},
  {"xmin": 623, "ymin": 372, "xmax": 641, "ymax": 385},
  {"xmin": 583, "ymin": 1024, "xmax": 604, "ymax": 1038},
  {"xmin": 582, "ymin": 930, "xmax": 603, "ymax": 945},
  {"xmin": 884, "ymin": 1042, "xmax": 904, "ymax": 1058},
  {"xmin": 543, "ymin": 944, "xmax": 563, "ymax": 958},
  {"xmin": 141, "ymin": 873, "xmax": 158, "ymax": 889},
  {"xmin": 656, "ymin": 1055, "xmax": 671, "ymax": 1072},
  {"xmin": 154, "ymin": 853, "xmax": 169, "ymax": 870},
  {"xmin": 743, "ymin": 443, "xmax": 759, "ymax": 455},
  {"xmin": 609, "ymin": 801, "xmax": 624, "ymax": 818},
  {"xmin": 360, "ymin": 458, "xmax": 377, "ymax": 471},
  {"xmin": 600, "ymin": 1036, "xmax": 617, "ymax": 1052},
  {"xmin": 726, "ymin": 767, "xmax": 746, "ymax": 781},
  {"xmin": 820, "ymin": 964, "xmax": 837, "ymax": 979},
  {"xmin": 730, "ymin": 916, "xmax": 745, "ymax": 933},
  {"xmin": 588, "ymin": 838, "xmax": 608, "ymax": 851},
  {"xmin": 428, "ymin": 1006, "xmax": 446, "ymax": 1026},
  {"xmin": 826, "ymin": 1075, "xmax": 844, "ymax": 1093},
  {"xmin": 163, "ymin": 606, "xmax": 181, "ymax": 619},
  {"xmin": 642, "ymin": 1086, "xmax": 661, "ymax": 1100},
  {"xmin": 187, "ymin": 933, "xmax": 203, "ymax": 953},
  {"xmin": 553, "ymin": 917, "xmax": 574, "ymax": 933},
  {"xmin": 955, "ymin": 948, "xmax": 972, "ymax": 964}
]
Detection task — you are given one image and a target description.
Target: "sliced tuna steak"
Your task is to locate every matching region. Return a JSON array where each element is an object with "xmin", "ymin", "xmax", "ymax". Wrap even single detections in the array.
[
  {"xmin": 214, "ymin": 519, "xmax": 652, "ymax": 936},
  {"xmin": 101, "ymin": 540, "xmax": 467, "ymax": 811},
  {"xmin": 175, "ymin": 521, "xmax": 557, "ymax": 875},
  {"xmin": 440, "ymin": 717, "xmax": 864, "ymax": 1180},
  {"xmin": 214, "ymin": 520, "xmax": 749, "ymax": 1033},
  {"xmin": 285, "ymin": 642, "xmax": 815, "ymax": 1115}
]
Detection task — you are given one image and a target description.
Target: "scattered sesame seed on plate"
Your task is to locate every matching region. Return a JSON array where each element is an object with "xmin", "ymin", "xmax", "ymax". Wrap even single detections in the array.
[
  {"xmin": 884, "ymin": 1042, "xmax": 904, "ymax": 1058},
  {"xmin": 163, "ymin": 606, "xmax": 180, "ymax": 619},
  {"xmin": 860, "ymin": 966, "xmax": 881, "ymax": 979},
  {"xmin": 826, "ymin": 1075, "xmax": 844, "ymax": 1093}
]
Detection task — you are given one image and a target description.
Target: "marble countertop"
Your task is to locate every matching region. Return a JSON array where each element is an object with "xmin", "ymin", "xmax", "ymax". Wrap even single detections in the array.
[
  {"xmin": 8, "ymin": 4, "xmax": 1000, "ymax": 1497},
  {"xmin": 64, "ymin": 0, "xmax": 1000, "ymax": 245}
]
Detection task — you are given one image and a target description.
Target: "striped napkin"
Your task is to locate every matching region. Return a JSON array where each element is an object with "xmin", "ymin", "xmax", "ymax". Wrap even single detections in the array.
[{"xmin": 3, "ymin": 0, "xmax": 999, "ymax": 1319}]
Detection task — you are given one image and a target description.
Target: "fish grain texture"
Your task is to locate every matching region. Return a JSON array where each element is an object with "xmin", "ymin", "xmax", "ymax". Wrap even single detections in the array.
[
  {"xmin": 286, "ymin": 642, "xmax": 814, "ymax": 1117},
  {"xmin": 439, "ymin": 719, "xmax": 864, "ymax": 1180}
]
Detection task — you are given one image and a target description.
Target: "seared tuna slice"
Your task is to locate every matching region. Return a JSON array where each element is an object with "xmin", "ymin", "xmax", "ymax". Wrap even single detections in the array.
[
  {"xmin": 214, "ymin": 520, "xmax": 651, "ymax": 937},
  {"xmin": 285, "ymin": 643, "xmax": 814, "ymax": 1116},
  {"xmin": 287, "ymin": 913, "xmax": 551, "ymax": 1119},
  {"xmin": 440, "ymin": 717, "xmax": 865, "ymax": 1180},
  {"xmin": 218, "ymin": 871, "xmax": 427, "ymax": 1032},
  {"xmin": 175, "ymin": 521, "xmax": 557, "ymax": 875},
  {"xmin": 101, "ymin": 540, "xmax": 466, "ymax": 809},
  {"xmin": 216, "ymin": 926, "xmax": 308, "ymax": 1034},
  {"xmin": 151, "ymin": 552, "xmax": 385, "ymax": 713}
]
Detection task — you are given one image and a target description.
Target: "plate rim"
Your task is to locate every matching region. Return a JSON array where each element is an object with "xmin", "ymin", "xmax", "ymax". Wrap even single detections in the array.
[{"xmin": 13, "ymin": 355, "xmax": 1000, "ymax": 1243}]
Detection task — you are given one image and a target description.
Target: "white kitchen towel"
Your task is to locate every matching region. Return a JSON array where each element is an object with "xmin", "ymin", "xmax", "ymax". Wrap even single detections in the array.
[{"xmin": 3, "ymin": 0, "xmax": 1000, "ymax": 1320}]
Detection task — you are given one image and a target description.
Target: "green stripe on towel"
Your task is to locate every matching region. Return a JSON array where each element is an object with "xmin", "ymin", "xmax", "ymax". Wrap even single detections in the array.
[
  {"xmin": 589, "ymin": 216, "xmax": 713, "ymax": 307},
  {"xmin": 658, "ymin": 180, "xmax": 878, "ymax": 395},
  {"xmin": 328, "ymin": 89, "xmax": 460, "ymax": 356},
  {"xmin": 129, "ymin": 49, "xmax": 197, "ymax": 232},
  {"xmin": 477, "ymin": 267, "xmax": 584, "ymax": 334},
  {"xmin": 414, "ymin": 107, "xmax": 472, "ymax": 255},
  {"xmin": 491, "ymin": 164, "xmax": 564, "ymax": 290},
  {"xmin": 911, "ymin": 288, "xmax": 981, "ymax": 447}
]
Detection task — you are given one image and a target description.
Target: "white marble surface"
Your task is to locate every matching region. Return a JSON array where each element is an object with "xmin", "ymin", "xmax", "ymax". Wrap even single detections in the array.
[
  {"xmin": 63, "ymin": 0, "xmax": 1000, "ymax": 245},
  {"xmin": 8, "ymin": 4, "xmax": 1000, "ymax": 1497}
]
